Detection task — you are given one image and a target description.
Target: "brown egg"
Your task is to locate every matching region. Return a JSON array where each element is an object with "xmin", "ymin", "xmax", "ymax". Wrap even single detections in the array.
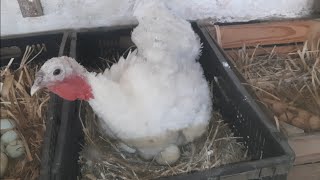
[
  {"xmin": 298, "ymin": 110, "xmax": 312, "ymax": 120},
  {"xmin": 272, "ymin": 102, "xmax": 287, "ymax": 115},
  {"xmin": 279, "ymin": 112, "xmax": 294, "ymax": 123},
  {"xmin": 309, "ymin": 116, "xmax": 320, "ymax": 131},
  {"xmin": 291, "ymin": 117, "xmax": 307, "ymax": 130}
]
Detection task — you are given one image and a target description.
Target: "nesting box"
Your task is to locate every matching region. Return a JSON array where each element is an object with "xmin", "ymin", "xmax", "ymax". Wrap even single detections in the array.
[
  {"xmin": 35, "ymin": 23, "xmax": 294, "ymax": 180},
  {"xmin": 205, "ymin": 18, "xmax": 320, "ymax": 180}
]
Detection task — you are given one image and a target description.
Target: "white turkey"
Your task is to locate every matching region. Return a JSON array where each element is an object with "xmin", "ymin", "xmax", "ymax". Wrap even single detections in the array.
[{"xmin": 31, "ymin": 0, "xmax": 212, "ymax": 165}]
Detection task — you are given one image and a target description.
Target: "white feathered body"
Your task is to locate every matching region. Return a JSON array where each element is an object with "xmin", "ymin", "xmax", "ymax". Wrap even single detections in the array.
[{"xmin": 86, "ymin": 1, "xmax": 212, "ymax": 152}]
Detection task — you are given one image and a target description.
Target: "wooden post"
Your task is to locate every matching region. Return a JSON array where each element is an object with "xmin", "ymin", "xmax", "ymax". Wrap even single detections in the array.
[{"xmin": 17, "ymin": 0, "xmax": 44, "ymax": 17}]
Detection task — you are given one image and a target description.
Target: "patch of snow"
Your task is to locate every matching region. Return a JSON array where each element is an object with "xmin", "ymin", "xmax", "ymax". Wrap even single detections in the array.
[
  {"xmin": 1, "ymin": 0, "xmax": 315, "ymax": 36},
  {"xmin": 222, "ymin": 61, "xmax": 230, "ymax": 68}
]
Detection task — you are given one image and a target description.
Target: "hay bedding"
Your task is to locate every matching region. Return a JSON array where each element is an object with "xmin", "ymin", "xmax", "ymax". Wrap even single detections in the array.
[
  {"xmin": 227, "ymin": 40, "xmax": 320, "ymax": 132},
  {"xmin": 78, "ymin": 52, "xmax": 249, "ymax": 180},
  {"xmin": 0, "ymin": 46, "xmax": 49, "ymax": 180}
]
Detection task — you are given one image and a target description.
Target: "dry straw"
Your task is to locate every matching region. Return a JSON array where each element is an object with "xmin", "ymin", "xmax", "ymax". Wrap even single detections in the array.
[
  {"xmin": 227, "ymin": 40, "xmax": 320, "ymax": 132},
  {"xmin": 1, "ymin": 45, "xmax": 49, "ymax": 180}
]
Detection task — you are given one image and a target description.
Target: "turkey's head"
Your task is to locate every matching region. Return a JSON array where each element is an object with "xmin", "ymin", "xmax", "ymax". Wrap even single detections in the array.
[{"xmin": 31, "ymin": 56, "xmax": 93, "ymax": 101}]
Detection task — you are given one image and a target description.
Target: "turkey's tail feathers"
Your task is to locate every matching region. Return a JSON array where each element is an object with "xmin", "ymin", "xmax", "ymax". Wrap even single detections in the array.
[{"xmin": 131, "ymin": 0, "xmax": 202, "ymax": 64}]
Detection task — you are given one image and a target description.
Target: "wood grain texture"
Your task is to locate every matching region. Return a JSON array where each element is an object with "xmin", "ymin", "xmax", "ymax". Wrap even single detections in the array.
[
  {"xmin": 288, "ymin": 134, "xmax": 320, "ymax": 165},
  {"xmin": 207, "ymin": 19, "xmax": 320, "ymax": 49},
  {"xmin": 17, "ymin": 0, "xmax": 44, "ymax": 17},
  {"xmin": 288, "ymin": 163, "xmax": 320, "ymax": 180}
]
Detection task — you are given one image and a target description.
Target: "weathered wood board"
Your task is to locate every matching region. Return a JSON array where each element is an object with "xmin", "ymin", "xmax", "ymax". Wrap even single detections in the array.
[
  {"xmin": 288, "ymin": 162, "xmax": 320, "ymax": 180},
  {"xmin": 17, "ymin": 0, "xmax": 44, "ymax": 17},
  {"xmin": 289, "ymin": 134, "xmax": 320, "ymax": 165},
  {"xmin": 206, "ymin": 19, "xmax": 320, "ymax": 49}
]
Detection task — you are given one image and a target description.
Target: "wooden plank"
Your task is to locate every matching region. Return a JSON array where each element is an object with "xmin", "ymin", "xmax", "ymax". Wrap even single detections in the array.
[
  {"xmin": 207, "ymin": 19, "xmax": 320, "ymax": 49},
  {"xmin": 288, "ymin": 163, "xmax": 320, "ymax": 180},
  {"xmin": 17, "ymin": 0, "xmax": 44, "ymax": 17},
  {"xmin": 288, "ymin": 134, "xmax": 320, "ymax": 165}
]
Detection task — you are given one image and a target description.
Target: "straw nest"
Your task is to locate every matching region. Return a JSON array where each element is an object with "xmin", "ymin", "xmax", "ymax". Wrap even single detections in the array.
[
  {"xmin": 78, "ymin": 53, "xmax": 248, "ymax": 180},
  {"xmin": 227, "ymin": 40, "xmax": 320, "ymax": 133},
  {"xmin": 0, "ymin": 46, "xmax": 49, "ymax": 179}
]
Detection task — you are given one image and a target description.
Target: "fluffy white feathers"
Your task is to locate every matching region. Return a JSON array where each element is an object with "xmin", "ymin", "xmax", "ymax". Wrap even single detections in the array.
[
  {"xmin": 132, "ymin": 0, "xmax": 202, "ymax": 64},
  {"xmin": 87, "ymin": 1, "xmax": 211, "ymax": 142},
  {"xmin": 32, "ymin": 1, "xmax": 212, "ymax": 164}
]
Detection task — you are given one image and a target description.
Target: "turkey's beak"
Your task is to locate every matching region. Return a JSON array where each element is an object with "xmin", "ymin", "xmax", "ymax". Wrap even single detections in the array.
[
  {"xmin": 31, "ymin": 71, "xmax": 44, "ymax": 96},
  {"xmin": 30, "ymin": 85, "xmax": 41, "ymax": 96}
]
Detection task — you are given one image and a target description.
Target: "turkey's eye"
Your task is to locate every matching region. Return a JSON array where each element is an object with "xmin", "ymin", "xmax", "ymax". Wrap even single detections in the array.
[{"xmin": 53, "ymin": 69, "xmax": 61, "ymax": 76}]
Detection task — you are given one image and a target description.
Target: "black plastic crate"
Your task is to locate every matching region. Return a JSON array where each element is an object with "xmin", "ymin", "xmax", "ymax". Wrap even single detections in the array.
[
  {"xmin": 47, "ymin": 32, "xmax": 84, "ymax": 180},
  {"xmin": 0, "ymin": 31, "xmax": 72, "ymax": 180},
  {"xmin": 49, "ymin": 23, "xmax": 294, "ymax": 180}
]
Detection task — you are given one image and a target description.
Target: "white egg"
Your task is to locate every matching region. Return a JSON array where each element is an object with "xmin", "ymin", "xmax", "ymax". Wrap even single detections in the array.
[
  {"xmin": 1, "ymin": 130, "xmax": 18, "ymax": 145},
  {"xmin": 0, "ymin": 152, "xmax": 8, "ymax": 178},
  {"xmin": 6, "ymin": 140, "xmax": 25, "ymax": 158},
  {"xmin": 0, "ymin": 144, "xmax": 5, "ymax": 152},
  {"xmin": 155, "ymin": 145, "xmax": 180, "ymax": 165},
  {"xmin": 0, "ymin": 119, "xmax": 16, "ymax": 135}
]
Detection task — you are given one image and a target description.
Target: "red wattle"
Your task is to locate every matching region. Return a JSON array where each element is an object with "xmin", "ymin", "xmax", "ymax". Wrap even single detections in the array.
[{"xmin": 48, "ymin": 75, "xmax": 93, "ymax": 101}]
